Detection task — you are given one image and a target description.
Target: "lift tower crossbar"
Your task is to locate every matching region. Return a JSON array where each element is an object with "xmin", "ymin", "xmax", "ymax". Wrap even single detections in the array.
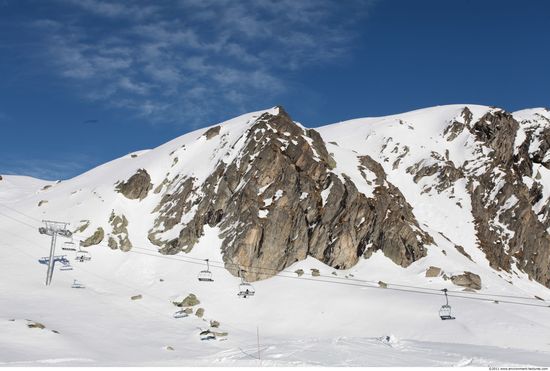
[{"xmin": 38, "ymin": 220, "xmax": 72, "ymax": 286}]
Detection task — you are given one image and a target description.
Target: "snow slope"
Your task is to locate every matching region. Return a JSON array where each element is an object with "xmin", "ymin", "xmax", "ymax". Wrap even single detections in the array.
[{"xmin": 1, "ymin": 105, "xmax": 550, "ymax": 366}]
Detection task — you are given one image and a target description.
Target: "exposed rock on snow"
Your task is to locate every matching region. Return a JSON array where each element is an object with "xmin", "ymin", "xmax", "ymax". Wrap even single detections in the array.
[
  {"xmin": 466, "ymin": 111, "xmax": 550, "ymax": 287},
  {"xmin": 108, "ymin": 211, "xmax": 132, "ymax": 251},
  {"xmin": 147, "ymin": 108, "xmax": 431, "ymax": 281},
  {"xmin": 26, "ymin": 321, "xmax": 45, "ymax": 329},
  {"xmin": 454, "ymin": 245, "xmax": 473, "ymax": 262},
  {"xmin": 115, "ymin": 168, "xmax": 152, "ymax": 201},
  {"xmin": 425, "ymin": 266, "xmax": 442, "ymax": 277},
  {"xmin": 74, "ymin": 220, "xmax": 90, "ymax": 234},
  {"xmin": 451, "ymin": 272, "xmax": 482, "ymax": 290},
  {"xmin": 202, "ymin": 125, "xmax": 221, "ymax": 140},
  {"xmin": 80, "ymin": 227, "xmax": 104, "ymax": 247},
  {"xmin": 7, "ymin": 104, "xmax": 550, "ymax": 289},
  {"xmin": 173, "ymin": 294, "xmax": 200, "ymax": 307}
]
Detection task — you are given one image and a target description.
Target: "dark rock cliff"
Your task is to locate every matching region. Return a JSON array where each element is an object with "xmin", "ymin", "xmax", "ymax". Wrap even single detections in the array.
[{"xmin": 147, "ymin": 108, "xmax": 432, "ymax": 280}]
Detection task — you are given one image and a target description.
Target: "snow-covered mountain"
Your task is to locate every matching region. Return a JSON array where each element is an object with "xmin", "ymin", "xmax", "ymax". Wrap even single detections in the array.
[{"xmin": 1, "ymin": 105, "xmax": 550, "ymax": 366}]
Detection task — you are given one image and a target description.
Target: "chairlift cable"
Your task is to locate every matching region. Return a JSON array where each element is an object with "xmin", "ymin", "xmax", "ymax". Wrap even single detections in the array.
[
  {"xmin": 1, "ymin": 209, "xmax": 549, "ymax": 308},
  {"xmin": 1, "ymin": 205, "xmax": 544, "ymax": 302}
]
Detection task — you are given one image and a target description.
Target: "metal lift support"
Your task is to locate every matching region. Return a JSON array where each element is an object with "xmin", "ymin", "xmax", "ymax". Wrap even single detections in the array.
[{"xmin": 38, "ymin": 220, "xmax": 72, "ymax": 286}]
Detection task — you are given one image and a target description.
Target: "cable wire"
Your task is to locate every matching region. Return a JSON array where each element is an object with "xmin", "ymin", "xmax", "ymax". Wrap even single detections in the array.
[{"xmin": 1, "ymin": 207, "xmax": 549, "ymax": 309}]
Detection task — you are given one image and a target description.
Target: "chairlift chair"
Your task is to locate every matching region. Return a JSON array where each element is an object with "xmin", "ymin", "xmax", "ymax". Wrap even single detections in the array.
[
  {"xmin": 237, "ymin": 282, "xmax": 255, "ymax": 298},
  {"xmin": 57, "ymin": 256, "xmax": 73, "ymax": 271},
  {"xmin": 173, "ymin": 310, "xmax": 189, "ymax": 319},
  {"xmin": 59, "ymin": 263, "xmax": 73, "ymax": 271},
  {"xmin": 62, "ymin": 240, "xmax": 77, "ymax": 251},
  {"xmin": 75, "ymin": 251, "xmax": 91, "ymax": 262},
  {"xmin": 237, "ymin": 270, "xmax": 255, "ymax": 298},
  {"xmin": 439, "ymin": 288, "xmax": 456, "ymax": 320},
  {"xmin": 197, "ymin": 259, "xmax": 214, "ymax": 282},
  {"xmin": 200, "ymin": 330, "xmax": 216, "ymax": 341},
  {"xmin": 71, "ymin": 279, "xmax": 85, "ymax": 289}
]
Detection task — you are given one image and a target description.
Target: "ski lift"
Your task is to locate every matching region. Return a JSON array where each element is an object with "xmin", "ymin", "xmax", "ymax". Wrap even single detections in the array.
[
  {"xmin": 71, "ymin": 279, "xmax": 85, "ymax": 289},
  {"xmin": 57, "ymin": 256, "xmax": 73, "ymax": 271},
  {"xmin": 197, "ymin": 259, "xmax": 214, "ymax": 282},
  {"xmin": 237, "ymin": 269, "xmax": 255, "ymax": 298},
  {"xmin": 439, "ymin": 288, "xmax": 455, "ymax": 320},
  {"xmin": 200, "ymin": 329, "xmax": 216, "ymax": 341},
  {"xmin": 173, "ymin": 309, "xmax": 189, "ymax": 319},
  {"xmin": 75, "ymin": 250, "xmax": 91, "ymax": 262},
  {"xmin": 59, "ymin": 263, "xmax": 73, "ymax": 271},
  {"xmin": 62, "ymin": 240, "xmax": 77, "ymax": 251},
  {"xmin": 39, "ymin": 255, "xmax": 66, "ymax": 265}
]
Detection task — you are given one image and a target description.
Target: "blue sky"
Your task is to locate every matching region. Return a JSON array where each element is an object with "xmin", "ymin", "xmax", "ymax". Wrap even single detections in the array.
[{"xmin": 1, "ymin": 0, "xmax": 549, "ymax": 180}]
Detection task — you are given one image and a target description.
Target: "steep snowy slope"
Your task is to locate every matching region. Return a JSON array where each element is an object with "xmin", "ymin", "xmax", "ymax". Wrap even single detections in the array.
[{"xmin": 1, "ymin": 105, "xmax": 550, "ymax": 366}]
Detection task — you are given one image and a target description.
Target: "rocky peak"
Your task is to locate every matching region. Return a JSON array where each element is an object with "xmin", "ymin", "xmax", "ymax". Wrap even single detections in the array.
[
  {"xmin": 471, "ymin": 110, "xmax": 518, "ymax": 166},
  {"xmin": 147, "ymin": 107, "xmax": 431, "ymax": 281}
]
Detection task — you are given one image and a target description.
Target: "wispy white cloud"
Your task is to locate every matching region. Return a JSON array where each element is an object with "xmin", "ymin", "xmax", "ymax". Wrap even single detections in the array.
[{"xmin": 31, "ymin": 0, "xmax": 374, "ymax": 125}]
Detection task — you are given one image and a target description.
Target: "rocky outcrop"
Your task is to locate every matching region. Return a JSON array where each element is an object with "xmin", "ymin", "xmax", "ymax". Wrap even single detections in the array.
[
  {"xmin": 173, "ymin": 294, "xmax": 200, "ymax": 307},
  {"xmin": 203, "ymin": 125, "xmax": 221, "ymax": 140},
  {"xmin": 357, "ymin": 156, "xmax": 431, "ymax": 266},
  {"xmin": 464, "ymin": 111, "xmax": 550, "ymax": 287},
  {"xmin": 107, "ymin": 211, "xmax": 132, "ymax": 251},
  {"xmin": 81, "ymin": 227, "xmax": 104, "ymax": 247},
  {"xmin": 148, "ymin": 108, "xmax": 432, "ymax": 280},
  {"xmin": 425, "ymin": 266, "xmax": 442, "ymax": 277},
  {"xmin": 73, "ymin": 220, "xmax": 90, "ymax": 234},
  {"xmin": 195, "ymin": 308, "xmax": 204, "ymax": 318},
  {"xmin": 115, "ymin": 169, "xmax": 152, "ymax": 201},
  {"xmin": 26, "ymin": 321, "xmax": 45, "ymax": 329},
  {"xmin": 451, "ymin": 271, "xmax": 482, "ymax": 290}
]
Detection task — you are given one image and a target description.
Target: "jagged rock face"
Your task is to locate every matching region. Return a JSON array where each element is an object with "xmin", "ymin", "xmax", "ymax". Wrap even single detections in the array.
[
  {"xmin": 409, "ymin": 107, "xmax": 550, "ymax": 287},
  {"xmin": 466, "ymin": 111, "xmax": 550, "ymax": 287},
  {"xmin": 357, "ymin": 156, "xmax": 432, "ymax": 266},
  {"xmin": 148, "ymin": 108, "xmax": 431, "ymax": 280},
  {"xmin": 115, "ymin": 169, "xmax": 152, "ymax": 200}
]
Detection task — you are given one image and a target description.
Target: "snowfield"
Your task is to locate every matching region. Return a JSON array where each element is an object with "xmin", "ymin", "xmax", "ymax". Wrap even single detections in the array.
[{"xmin": 1, "ymin": 105, "xmax": 550, "ymax": 367}]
